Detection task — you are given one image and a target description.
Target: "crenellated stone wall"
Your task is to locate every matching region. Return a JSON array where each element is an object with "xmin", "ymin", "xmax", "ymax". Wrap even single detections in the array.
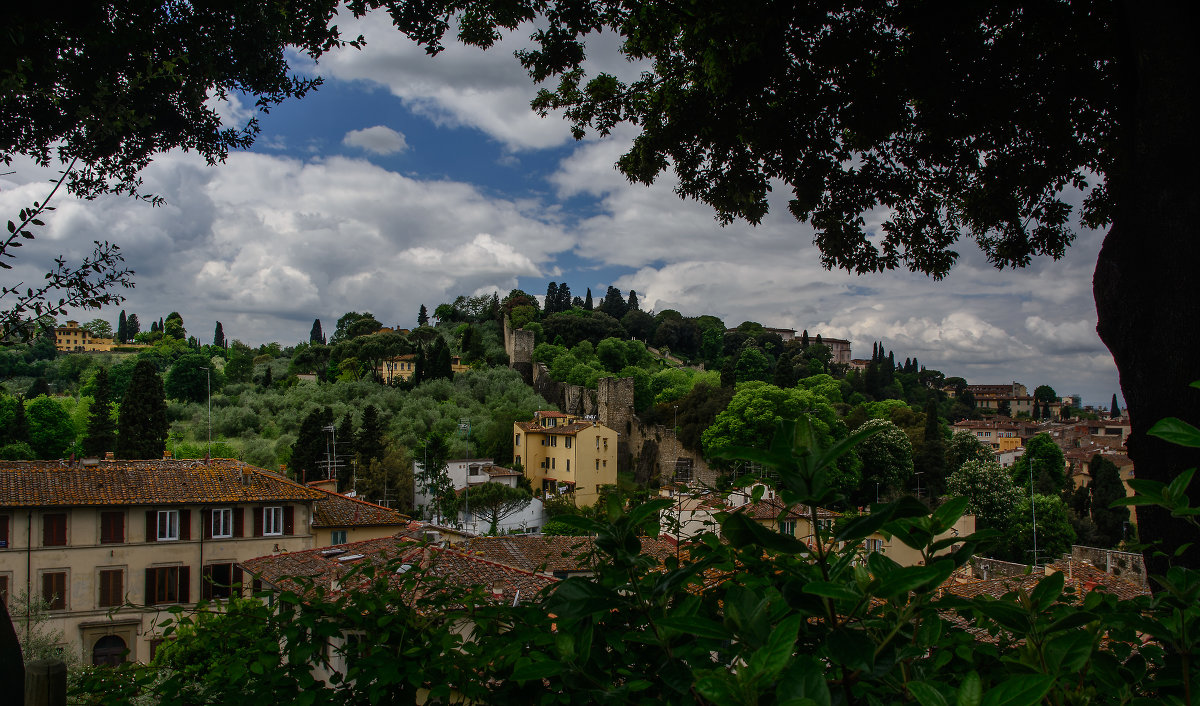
[
  {"xmin": 503, "ymin": 317, "xmax": 535, "ymax": 384},
  {"xmin": 1071, "ymin": 545, "xmax": 1147, "ymax": 586},
  {"xmin": 969, "ymin": 557, "xmax": 1031, "ymax": 580}
]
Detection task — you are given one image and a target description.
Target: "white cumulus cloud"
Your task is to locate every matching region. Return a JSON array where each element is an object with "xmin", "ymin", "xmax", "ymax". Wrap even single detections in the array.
[{"xmin": 343, "ymin": 125, "xmax": 409, "ymax": 155}]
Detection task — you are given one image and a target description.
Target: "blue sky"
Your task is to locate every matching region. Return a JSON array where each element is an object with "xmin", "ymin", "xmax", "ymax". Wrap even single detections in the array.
[{"xmin": 0, "ymin": 12, "xmax": 1122, "ymax": 406}]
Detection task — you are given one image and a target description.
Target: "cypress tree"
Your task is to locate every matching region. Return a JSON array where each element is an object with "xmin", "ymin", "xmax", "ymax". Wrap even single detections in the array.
[
  {"xmin": 545, "ymin": 282, "xmax": 559, "ymax": 314},
  {"xmin": 557, "ymin": 282, "xmax": 572, "ymax": 312},
  {"xmin": 291, "ymin": 407, "xmax": 334, "ymax": 481},
  {"xmin": 801, "ymin": 330, "xmax": 809, "ymax": 347},
  {"xmin": 336, "ymin": 412, "xmax": 357, "ymax": 491},
  {"xmin": 1089, "ymin": 454, "xmax": 1130, "ymax": 546},
  {"xmin": 627, "ymin": 289, "xmax": 640, "ymax": 312},
  {"xmin": 117, "ymin": 310, "xmax": 128, "ymax": 343},
  {"xmin": 310, "ymin": 318, "xmax": 325, "ymax": 344},
  {"xmin": 83, "ymin": 368, "xmax": 116, "ymax": 456},
  {"xmin": 213, "ymin": 321, "xmax": 226, "ymax": 349},
  {"xmin": 417, "ymin": 305, "xmax": 429, "ymax": 327},
  {"xmin": 126, "ymin": 314, "xmax": 141, "ymax": 339},
  {"xmin": 357, "ymin": 405, "xmax": 386, "ymax": 471},
  {"xmin": 10, "ymin": 397, "xmax": 30, "ymax": 445},
  {"xmin": 584, "ymin": 288, "xmax": 593, "ymax": 310},
  {"xmin": 1111, "ymin": 394, "xmax": 1121, "ymax": 418},
  {"xmin": 261, "ymin": 365, "xmax": 273, "ymax": 389},
  {"xmin": 917, "ymin": 397, "xmax": 946, "ymax": 496},
  {"xmin": 116, "ymin": 360, "xmax": 168, "ymax": 459}
]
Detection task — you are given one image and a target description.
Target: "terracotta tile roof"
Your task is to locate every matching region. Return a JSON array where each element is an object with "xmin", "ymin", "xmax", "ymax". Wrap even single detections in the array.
[
  {"xmin": 311, "ymin": 488, "xmax": 409, "ymax": 528},
  {"xmin": 534, "ymin": 411, "xmax": 574, "ymax": 418},
  {"xmin": 458, "ymin": 535, "xmax": 678, "ymax": 575},
  {"xmin": 731, "ymin": 497, "xmax": 841, "ymax": 521},
  {"xmin": 483, "ymin": 465, "xmax": 521, "ymax": 478},
  {"xmin": 0, "ymin": 459, "xmax": 323, "ymax": 507},
  {"xmin": 515, "ymin": 421, "xmax": 596, "ymax": 435},
  {"xmin": 941, "ymin": 560, "xmax": 1149, "ymax": 602},
  {"xmin": 241, "ymin": 535, "xmax": 556, "ymax": 604}
]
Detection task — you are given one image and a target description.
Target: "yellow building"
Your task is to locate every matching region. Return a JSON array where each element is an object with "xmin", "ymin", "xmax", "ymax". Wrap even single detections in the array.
[
  {"xmin": 53, "ymin": 320, "xmax": 117, "ymax": 353},
  {"xmin": 0, "ymin": 459, "xmax": 324, "ymax": 665},
  {"xmin": 377, "ymin": 353, "xmax": 471, "ymax": 384},
  {"xmin": 514, "ymin": 411, "xmax": 618, "ymax": 504}
]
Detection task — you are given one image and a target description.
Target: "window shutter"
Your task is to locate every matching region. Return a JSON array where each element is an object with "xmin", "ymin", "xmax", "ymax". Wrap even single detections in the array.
[
  {"xmin": 202, "ymin": 509, "xmax": 212, "ymax": 540},
  {"xmin": 232, "ymin": 566, "xmax": 244, "ymax": 596},
  {"xmin": 0, "ymin": 515, "xmax": 8, "ymax": 547},
  {"xmin": 179, "ymin": 509, "xmax": 191, "ymax": 540},
  {"xmin": 146, "ymin": 512, "xmax": 157, "ymax": 542},
  {"xmin": 253, "ymin": 508, "xmax": 263, "ymax": 537},
  {"xmin": 201, "ymin": 565, "xmax": 212, "ymax": 601},
  {"xmin": 283, "ymin": 506, "xmax": 295, "ymax": 536},
  {"xmin": 42, "ymin": 573, "xmax": 53, "ymax": 604},
  {"xmin": 179, "ymin": 566, "xmax": 190, "ymax": 604},
  {"xmin": 145, "ymin": 568, "xmax": 157, "ymax": 605},
  {"xmin": 233, "ymin": 508, "xmax": 244, "ymax": 537}
]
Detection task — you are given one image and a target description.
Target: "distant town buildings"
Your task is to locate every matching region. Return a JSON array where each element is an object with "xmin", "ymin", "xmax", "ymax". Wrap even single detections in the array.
[{"xmin": 514, "ymin": 411, "xmax": 619, "ymax": 504}]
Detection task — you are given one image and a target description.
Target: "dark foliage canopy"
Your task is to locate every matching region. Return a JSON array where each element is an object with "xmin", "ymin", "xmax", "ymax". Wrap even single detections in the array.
[{"xmin": 116, "ymin": 359, "xmax": 168, "ymax": 459}]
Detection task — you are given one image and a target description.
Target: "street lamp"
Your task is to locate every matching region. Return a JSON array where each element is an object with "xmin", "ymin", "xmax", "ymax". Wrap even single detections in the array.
[
  {"xmin": 673, "ymin": 405, "xmax": 679, "ymax": 436},
  {"xmin": 198, "ymin": 367, "xmax": 211, "ymax": 460}
]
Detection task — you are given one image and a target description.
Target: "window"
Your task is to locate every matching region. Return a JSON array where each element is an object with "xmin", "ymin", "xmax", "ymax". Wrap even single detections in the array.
[
  {"xmin": 515, "ymin": 455, "xmax": 521, "ymax": 466},
  {"xmin": 331, "ymin": 530, "xmax": 347, "ymax": 545},
  {"xmin": 566, "ymin": 460, "xmax": 570, "ymax": 472},
  {"xmin": 212, "ymin": 509, "xmax": 233, "ymax": 538},
  {"xmin": 864, "ymin": 538, "xmax": 884, "ymax": 553},
  {"xmin": 816, "ymin": 518, "xmax": 834, "ymax": 534},
  {"xmin": 43, "ymin": 513, "xmax": 67, "ymax": 546},
  {"xmin": 100, "ymin": 512, "xmax": 124, "ymax": 544},
  {"xmin": 596, "ymin": 437, "xmax": 599, "ymax": 449},
  {"xmin": 0, "ymin": 574, "xmax": 9, "ymax": 607},
  {"xmin": 565, "ymin": 436, "xmax": 572, "ymax": 449},
  {"xmin": 98, "ymin": 569, "xmax": 124, "ymax": 608},
  {"xmin": 779, "ymin": 521, "xmax": 796, "ymax": 537},
  {"xmin": 514, "ymin": 433, "xmax": 521, "ymax": 447},
  {"xmin": 550, "ymin": 436, "xmax": 557, "ymax": 447},
  {"xmin": 263, "ymin": 507, "xmax": 283, "ymax": 536},
  {"xmin": 595, "ymin": 459, "xmax": 600, "ymax": 470},
  {"xmin": 146, "ymin": 566, "xmax": 189, "ymax": 605},
  {"xmin": 0, "ymin": 515, "xmax": 8, "ymax": 548},
  {"xmin": 157, "ymin": 510, "xmax": 179, "ymax": 541},
  {"xmin": 42, "ymin": 571, "xmax": 67, "ymax": 610},
  {"xmin": 202, "ymin": 563, "xmax": 242, "ymax": 600}
]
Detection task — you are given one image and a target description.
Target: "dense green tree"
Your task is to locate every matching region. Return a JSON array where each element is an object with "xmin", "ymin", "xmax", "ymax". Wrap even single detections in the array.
[
  {"xmin": 25, "ymin": 396, "xmax": 75, "ymax": 459},
  {"xmin": 598, "ymin": 286, "xmax": 627, "ymax": 320},
  {"xmin": 462, "ymin": 482, "xmax": 532, "ymax": 534},
  {"xmin": 853, "ymin": 418, "xmax": 914, "ymax": 504},
  {"xmin": 357, "ymin": 405, "xmax": 386, "ymax": 472},
  {"xmin": 1008, "ymin": 495, "xmax": 1077, "ymax": 565},
  {"xmin": 165, "ymin": 353, "xmax": 217, "ymax": 404},
  {"xmin": 996, "ymin": 400, "xmax": 1011, "ymax": 418},
  {"xmin": 946, "ymin": 459, "xmax": 1025, "ymax": 532},
  {"xmin": 1011, "ymin": 433, "xmax": 1067, "ymax": 496},
  {"xmin": 164, "ymin": 312, "xmax": 185, "ymax": 340},
  {"xmin": 224, "ymin": 347, "xmax": 255, "ymax": 384},
  {"xmin": 1089, "ymin": 454, "xmax": 1130, "ymax": 547},
  {"xmin": 125, "ymin": 314, "xmax": 140, "ymax": 340},
  {"xmin": 1034, "ymin": 385, "xmax": 1058, "ymax": 403},
  {"xmin": 945, "ymin": 429, "xmax": 994, "ymax": 475},
  {"xmin": 291, "ymin": 407, "xmax": 333, "ymax": 482},
  {"xmin": 915, "ymin": 398, "xmax": 946, "ymax": 497},
  {"xmin": 116, "ymin": 310, "xmax": 128, "ymax": 343},
  {"xmin": 418, "ymin": 305, "xmax": 429, "ymax": 327},
  {"xmin": 83, "ymin": 368, "xmax": 116, "ymax": 456},
  {"xmin": 26, "ymin": 378, "xmax": 51, "ymax": 398},
  {"xmin": 733, "ymin": 346, "xmax": 771, "ymax": 384},
  {"xmin": 626, "ymin": 290, "xmax": 639, "ymax": 312},
  {"xmin": 583, "ymin": 288, "xmax": 593, "ymax": 311},
  {"xmin": 310, "ymin": 318, "xmax": 325, "ymax": 345},
  {"xmin": 80, "ymin": 318, "xmax": 112, "ymax": 339},
  {"xmin": 359, "ymin": 440, "xmax": 412, "ymax": 510},
  {"xmin": 116, "ymin": 360, "xmax": 168, "ymax": 459},
  {"xmin": 416, "ymin": 433, "xmax": 456, "ymax": 523},
  {"xmin": 336, "ymin": 412, "xmax": 357, "ymax": 492},
  {"xmin": 541, "ymin": 311, "xmax": 625, "ymax": 349},
  {"xmin": 330, "ymin": 312, "xmax": 383, "ymax": 344},
  {"xmin": 213, "ymin": 322, "xmax": 226, "ymax": 349}
]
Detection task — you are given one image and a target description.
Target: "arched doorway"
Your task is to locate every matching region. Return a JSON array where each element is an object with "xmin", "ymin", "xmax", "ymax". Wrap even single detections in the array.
[{"xmin": 92, "ymin": 635, "xmax": 127, "ymax": 666}]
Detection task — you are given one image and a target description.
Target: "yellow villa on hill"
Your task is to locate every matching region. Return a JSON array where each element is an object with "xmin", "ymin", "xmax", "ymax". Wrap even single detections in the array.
[{"xmin": 514, "ymin": 411, "xmax": 618, "ymax": 504}]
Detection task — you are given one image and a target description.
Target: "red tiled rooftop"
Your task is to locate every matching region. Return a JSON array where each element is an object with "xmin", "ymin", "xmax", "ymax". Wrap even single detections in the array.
[
  {"xmin": 0, "ymin": 459, "xmax": 323, "ymax": 507},
  {"xmin": 311, "ymin": 488, "xmax": 409, "ymax": 528}
]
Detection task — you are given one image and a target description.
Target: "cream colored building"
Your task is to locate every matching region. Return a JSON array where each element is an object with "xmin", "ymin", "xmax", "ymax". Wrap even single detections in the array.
[
  {"xmin": 0, "ymin": 459, "xmax": 324, "ymax": 665},
  {"xmin": 377, "ymin": 354, "xmax": 471, "ymax": 384},
  {"xmin": 307, "ymin": 481, "xmax": 411, "ymax": 546},
  {"xmin": 514, "ymin": 411, "xmax": 618, "ymax": 504}
]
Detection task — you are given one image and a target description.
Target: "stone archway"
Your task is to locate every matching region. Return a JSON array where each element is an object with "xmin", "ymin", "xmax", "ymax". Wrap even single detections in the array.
[{"xmin": 92, "ymin": 635, "xmax": 127, "ymax": 666}]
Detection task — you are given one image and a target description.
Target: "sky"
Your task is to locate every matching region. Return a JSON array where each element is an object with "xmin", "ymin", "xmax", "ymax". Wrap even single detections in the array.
[{"xmin": 0, "ymin": 12, "xmax": 1122, "ymax": 407}]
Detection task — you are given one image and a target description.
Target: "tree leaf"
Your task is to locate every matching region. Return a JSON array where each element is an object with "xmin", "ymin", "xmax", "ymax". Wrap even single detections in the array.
[
  {"xmin": 907, "ymin": 681, "xmax": 950, "ymax": 706},
  {"xmin": 956, "ymin": 672, "xmax": 982, "ymax": 706},
  {"xmin": 1148, "ymin": 418, "xmax": 1200, "ymax": 448},
  {"xmin": 655, "ymin": 616, "xmax": 731, "ymax": 641},
  {"xmin": 979, "ymin": 675, "xmax": 1054, "ymax": 706}
]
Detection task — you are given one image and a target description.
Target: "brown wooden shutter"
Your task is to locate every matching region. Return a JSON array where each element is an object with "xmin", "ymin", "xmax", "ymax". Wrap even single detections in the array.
[
  {"xmin": 0, "ymin": 515, "xmax": 8, "ymax": 548},
  {"xmin": 145, "ymin": 568, "xmax": 157, "ymax": 605},
  {"xmin": 200, "ymin": 566, "xmax": 212, "ymax": 600},
  {"xmin": 202, "ymin": 509, "xmax": 212, "ymax": 540},
  {"xmin": 283, "ymin": 506, "xmax": 294, "ymax": 535},
  {"xmin": 179, "ymin": 509, "xmax": 191, "ymax": 540},
  {"xmin": 178, "ymin": 566, "xmax": 190, "ymax": 604},
  {"xmin": 146, "ymin": 512, "xmax": 157, "ymax": 542},
  {"xmin": 252, "ymin": 508, "xmax": 263, "ymax": 537},
  {"xmin": 233, "ymin": 508, "xmax": 244, "ymax": 537},
  {"xmin": 232, "ymin": 566, "xmax": 244, "ymax": 596}
]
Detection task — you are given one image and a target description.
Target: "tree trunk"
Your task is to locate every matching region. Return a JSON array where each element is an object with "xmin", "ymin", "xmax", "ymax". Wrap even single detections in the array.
[{"xmin": 1095, "ymin": 2, "xmax": 1200, "ymax": 580}]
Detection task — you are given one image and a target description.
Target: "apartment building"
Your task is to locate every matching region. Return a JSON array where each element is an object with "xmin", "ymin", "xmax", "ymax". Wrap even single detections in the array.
[
  {"xmin": 52, "ymin": 320, "xmax": 117, "ymax": 353},
  {"xmin": 513, "ymin": 411, "xmax": 618, "ymax": 504},
  {"xmin": 0, "ymin": 459, "xmax": 324, "ymax": 665}
]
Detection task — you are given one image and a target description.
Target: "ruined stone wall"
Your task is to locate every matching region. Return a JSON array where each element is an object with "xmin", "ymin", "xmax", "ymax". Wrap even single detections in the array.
[
  {"xmin": 624, "ymin": 417, "xmax": 720, "ymax": 488},
  {"xmin": 530, "ymin": 362, "xmax": 599, "ymax": 417},
  {"xmin": 1071, "ymin": 545, "xmax": 1147, "ymax": 586},
  {"xmin": 503, "ymin": 316, "xmax": 535, "ymax": 384},
  {"xmin": 968, "ymin": 557, "xmax": 1030, "ymax": 580}
]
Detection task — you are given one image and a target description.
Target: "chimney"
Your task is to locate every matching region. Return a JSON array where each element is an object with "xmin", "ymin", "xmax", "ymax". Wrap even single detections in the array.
[
  {"xmin": 163, "ymin": 450, "xmax": 173, "ymax": 460},
  {"xmin": 241, "ymin": 466, "xmax": 253, "ymax": 486},
  {"xmin": 105, "ymin": 451, "xmax": 115, "ymax": 461}
]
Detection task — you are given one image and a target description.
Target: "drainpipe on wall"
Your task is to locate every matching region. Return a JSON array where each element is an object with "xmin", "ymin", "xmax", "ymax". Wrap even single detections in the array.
[{"xmin": 25, "ymin": 511, "xmax": 32, "ymax": 645}]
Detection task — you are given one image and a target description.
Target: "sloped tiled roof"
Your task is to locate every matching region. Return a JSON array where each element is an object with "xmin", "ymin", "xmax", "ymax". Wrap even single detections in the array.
[
  {"xmin": 941, "ymin": 560, "xmax": 1149, "ymax": 602},
  {"xmin": 311, "ymin": 488, "xmax": 409, "ymax": 528},
  {"xmin": 0, "ymin": 459, "xmax": 323, "ymax": 507},
  {"xmin": 515, "ymin": 420, "xmax": 598, "ymax": 435},
  {"xmin": 731, "ymin": 497, "xmax": 841, "ymax": 521},
  {"xmin": 241, "ymin": 535, "xmax": 556, "ymax": 604},
  {"xmin": 458, "ymin": 534, "xmax": 677, "ymax": 574}
]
